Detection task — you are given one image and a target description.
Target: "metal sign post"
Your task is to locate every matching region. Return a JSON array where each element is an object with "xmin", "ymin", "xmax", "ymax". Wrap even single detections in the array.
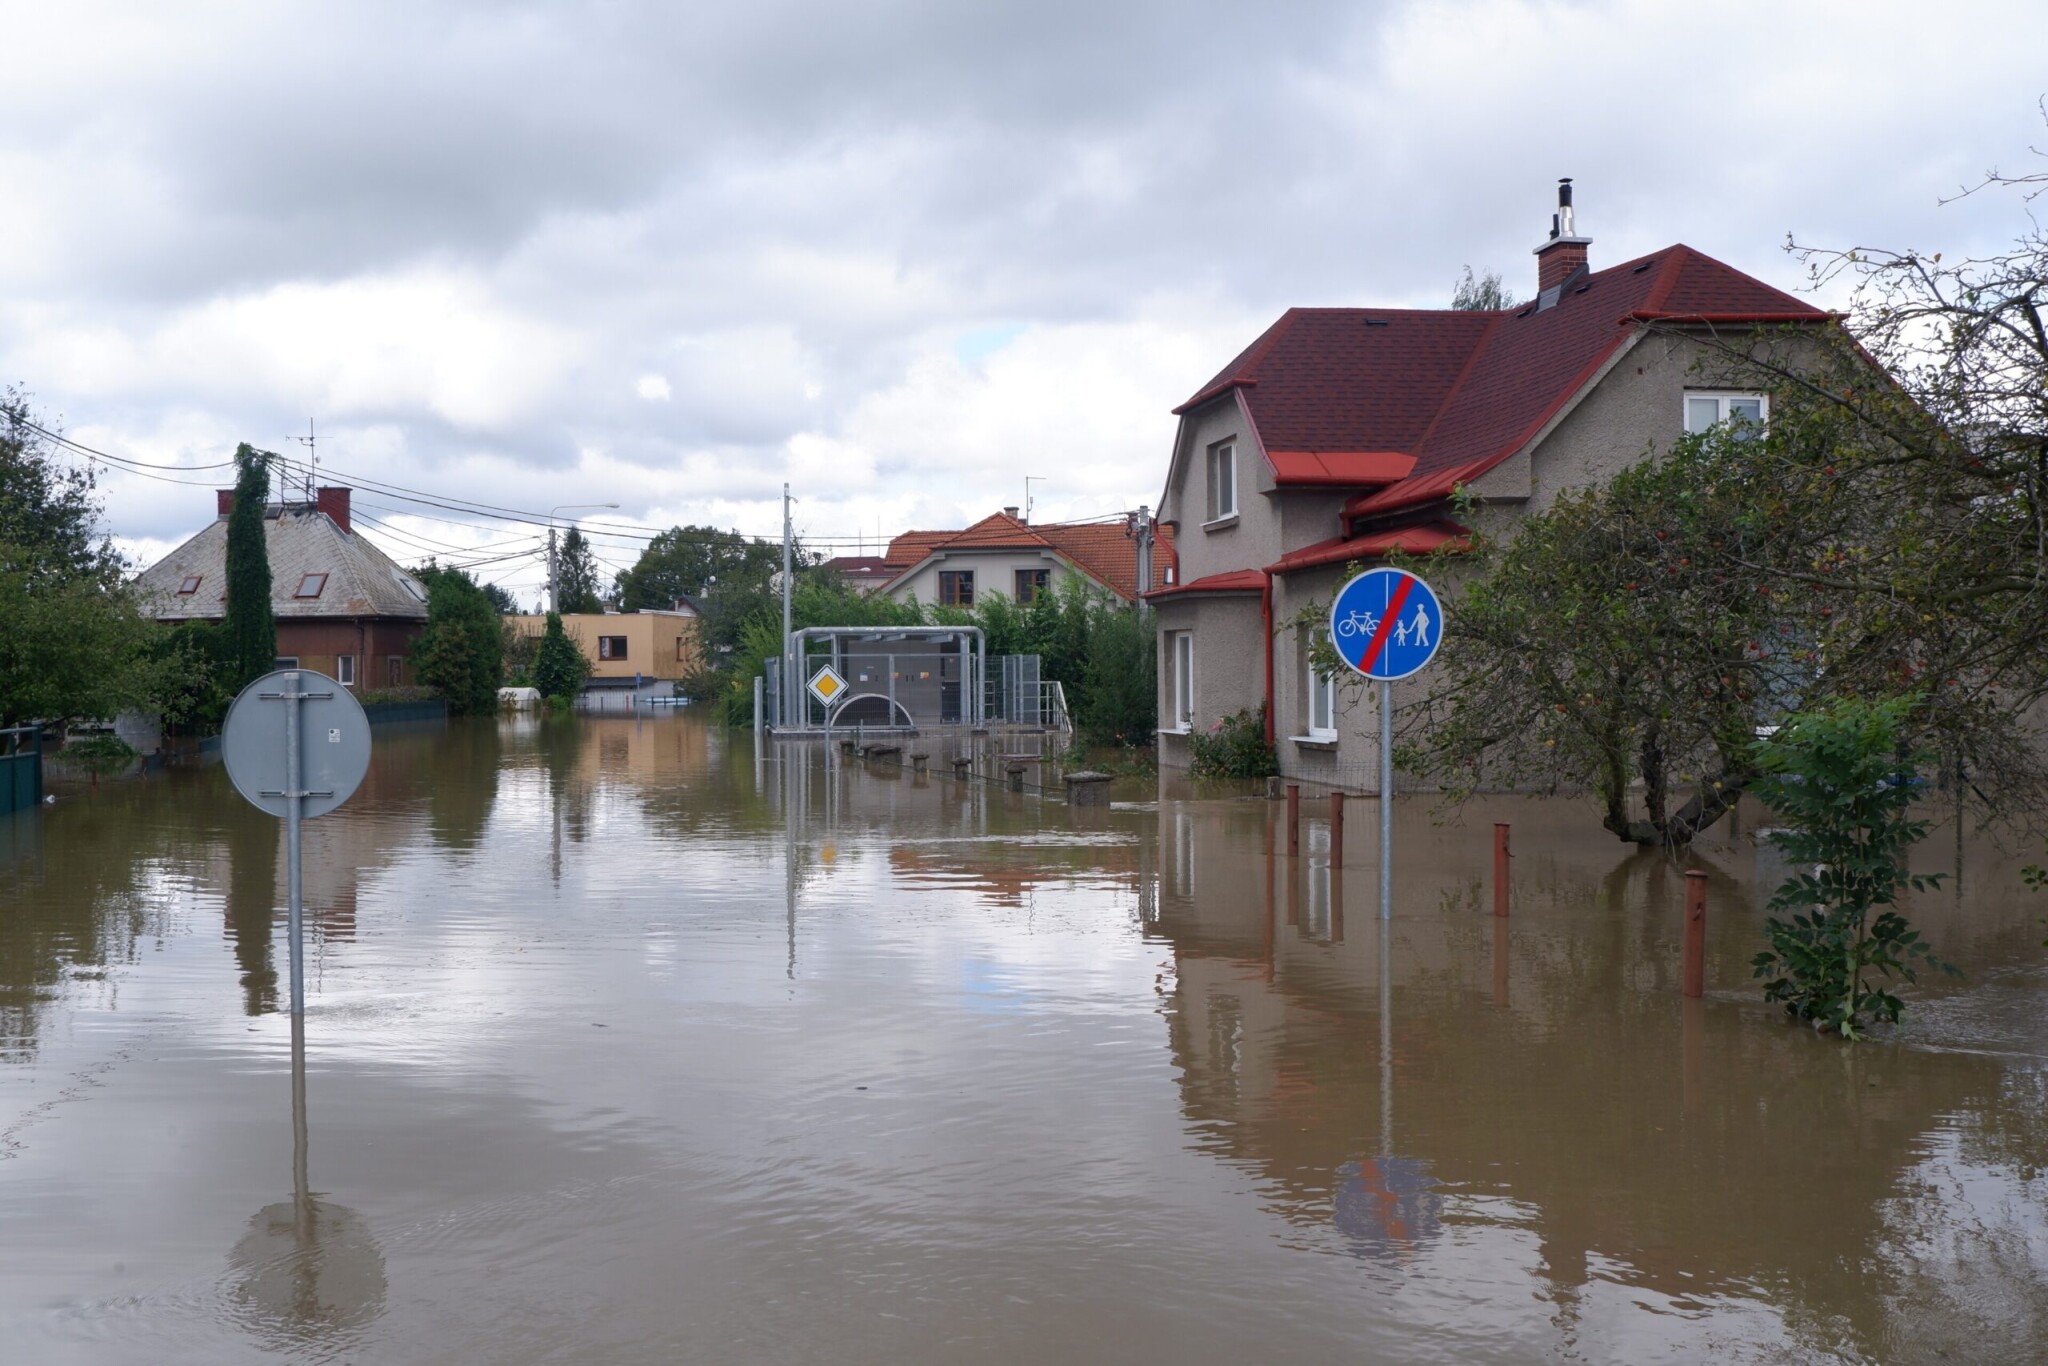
[
  {"xmin": 1329, "ymin": 568, "xmax": 1445, "ymax": 921},
  {"xmin": 222, "ymin": 669, "xmax": 372, "ymax": 1017}
]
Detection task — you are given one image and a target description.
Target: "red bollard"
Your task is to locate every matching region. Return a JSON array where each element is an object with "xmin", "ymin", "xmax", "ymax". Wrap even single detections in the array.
[
  {"xmin": 1683, "ymin": 869, "xmax": 1707, "ymax": 998},
  {"xmin": 1329, "ymin": 792, "xmax": 1345, "ymax": 867},
  {"xmin": 1286, "ymin": 784, "xmax": 1300, "ymax": 857},
  {"xmin": 1492, "ymin": 823, "xmax": 1511, "ymax": 917}
]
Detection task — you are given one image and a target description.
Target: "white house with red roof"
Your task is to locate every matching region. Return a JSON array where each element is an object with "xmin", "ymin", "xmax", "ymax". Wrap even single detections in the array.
[
  {"xmin": 1147, "ymin": 183, "xmax": 1834, "ymax": 781},
  {"xmin": 859, "ymin": 509, "xmax": 1176, "ymax": 608}
]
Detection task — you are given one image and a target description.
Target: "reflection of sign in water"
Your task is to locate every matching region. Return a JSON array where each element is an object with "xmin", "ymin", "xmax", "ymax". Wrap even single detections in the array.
[
  {"xmin": 228, "ymin": 1196, "xmax": 388, "ymax": 1348},
  {"xmin": 1335, "ymin": 1156, "xmax": 1443, "ymax": 1255},
  {"xmin": 807, "ymin": 665, "xmax": 848, "ymax": 706},
  {"xmin": 1329, "ymin": 569, "xmax": 1444, "ymax": 681}
]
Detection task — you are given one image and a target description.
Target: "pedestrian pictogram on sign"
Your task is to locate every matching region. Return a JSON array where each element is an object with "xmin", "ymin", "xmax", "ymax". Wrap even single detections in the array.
[
  {"xmin": 1330, "ymin": 568, "xmax": 1443, "ymax": 681},
  {"xmin": 807, "ymin": 665, "xmax": 848, "ymax": 707}
]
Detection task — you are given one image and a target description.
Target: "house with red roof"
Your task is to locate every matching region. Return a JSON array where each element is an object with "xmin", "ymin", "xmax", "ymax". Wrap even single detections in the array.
[
  {"xmin": 1147, "ymin": 183, "xmax": 1834, "ymax": 780},
  {"xmin": 861, "ymin": 508, "xmax": 1176, "ymax": 608}
]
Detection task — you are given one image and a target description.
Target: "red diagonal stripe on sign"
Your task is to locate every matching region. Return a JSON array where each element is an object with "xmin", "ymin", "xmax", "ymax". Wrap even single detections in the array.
[{"xmin": 1359, "ymin": 573, "xmax": 1415, "ymax": 676}]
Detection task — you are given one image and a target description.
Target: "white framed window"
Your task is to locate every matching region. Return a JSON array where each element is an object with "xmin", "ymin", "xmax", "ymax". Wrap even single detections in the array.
[
  {"xmin": 1684, "ymin": 392, "xmax": 1767, "ymax": 437},
  {"xmin": 1206, "ymin": 441, "xmax": 1237, "ymax": 522},
  {"xmin": 336, "ymin": 654, "xmax": 356, "ymax": 686},
  {"xmin": 1172, "ymin": 631, "xmax": 1195, "ymax": 730},
  {"xmin": 1307, "ymin": 661, "xmax": 1337, "ymax": 738}
]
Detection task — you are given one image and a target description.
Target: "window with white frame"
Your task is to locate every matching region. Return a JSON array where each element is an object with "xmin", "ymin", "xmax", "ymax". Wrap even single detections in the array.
[
  {"xmin": 336, "ymin": 654, "xmax": 355, "ymax": 686},
  {"xmin": 1206, "ymin": 442, "xmax": 1237, "ymax": 522},
  {"xmin": 1684, "ymin": 392, "xmax": 1767, "ymax": 437},
  {"xmin": 1307, "ymin": 659, "xmax": 1338, "ymax": 738},
  {"xmin": 1171, "ymin": 631, "xmax": 1194, "ymax": 729}
]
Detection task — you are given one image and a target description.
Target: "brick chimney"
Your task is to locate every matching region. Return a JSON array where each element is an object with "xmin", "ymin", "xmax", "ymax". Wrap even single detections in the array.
[
  {"xmin": 1533, "ymin": 177, "xmax": 1591, "ymax": 296},
  {"xmin": 315, "ymin": 486, "xmax": 352, "ymax": 533},
  {"xmin": 217, "ymin": 489, "xmax": 235, "ymax": 518}
]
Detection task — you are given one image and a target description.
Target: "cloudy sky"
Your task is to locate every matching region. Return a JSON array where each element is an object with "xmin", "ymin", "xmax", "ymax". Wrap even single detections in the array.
[{"xmin": 4, "ymin": 0, "xmax": 2044, "ymax": 602}]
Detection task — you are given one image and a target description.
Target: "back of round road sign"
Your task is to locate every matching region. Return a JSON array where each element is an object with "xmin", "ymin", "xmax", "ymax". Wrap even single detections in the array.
[
  {"xmin": 222, "ymin": 669, "xmax": 372, "ymax": 820},
  {"xmin": 1330, "ymin": 567, "xmax": 1444, "ymax": 681}
]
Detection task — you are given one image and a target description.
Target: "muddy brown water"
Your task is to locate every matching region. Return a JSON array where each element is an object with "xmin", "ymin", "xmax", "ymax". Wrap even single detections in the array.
[{"xmin": 2, "ymin": 714, "xmax": 2044, "ymax": 1364}]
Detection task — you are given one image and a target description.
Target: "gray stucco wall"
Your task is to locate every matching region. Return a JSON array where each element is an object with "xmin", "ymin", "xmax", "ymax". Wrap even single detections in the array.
[{"xmin": 1154, "ymin": 593, "xmax": 1265, "ymax": 770}]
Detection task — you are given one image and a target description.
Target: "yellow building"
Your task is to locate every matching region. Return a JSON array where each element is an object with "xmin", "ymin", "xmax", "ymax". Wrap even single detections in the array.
[{"xmin": 507, "ymin": 608, "xmax": 702, "ymax": 683}]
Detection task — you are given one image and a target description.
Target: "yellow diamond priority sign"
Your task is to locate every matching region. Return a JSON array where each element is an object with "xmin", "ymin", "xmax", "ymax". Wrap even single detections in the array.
[{"xmin": 807, "ymin": 665, "xmax": 848, "ymax": 707}]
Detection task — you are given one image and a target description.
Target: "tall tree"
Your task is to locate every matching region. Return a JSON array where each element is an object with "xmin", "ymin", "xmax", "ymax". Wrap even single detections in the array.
[
  {"xmin": 555, "ymin": 526, "xmax": 605, "ymax": 614},
  {"xmin": 614, "ymin": 525, "xmax": 779, "ymax": 611},
  {"xmin": 479, "ymin": 580, "xmax": 519, "ymax": 615},
  {"xmin": 1451, "ymin": 265, "xmax": 1518, "ymax": 310},
  {"xmin": 412, "ymin": 565, "xmax": 506, "ymax": 715},
  {"xmin": 0, "ymin": 391, "xmax": 155, "ymax": 724},
  {"xmin": 222, "ymin": 443, "xmax": 277, "ymax": 689}
]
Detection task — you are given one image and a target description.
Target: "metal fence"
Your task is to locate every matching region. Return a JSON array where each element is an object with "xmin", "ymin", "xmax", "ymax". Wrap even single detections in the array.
[
  {"xmin": 1, "ymin": 725, "xmax": 44, "ymax": 815},
  {"xmin": 766, "ymin": 648, "xmax": 1070, "ymax": 734}
]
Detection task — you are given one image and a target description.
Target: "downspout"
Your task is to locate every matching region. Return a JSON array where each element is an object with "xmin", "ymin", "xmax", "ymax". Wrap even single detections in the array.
[{"xmin": 1261, "ymin": 570, "xmax": 1276, "ymax": 747}]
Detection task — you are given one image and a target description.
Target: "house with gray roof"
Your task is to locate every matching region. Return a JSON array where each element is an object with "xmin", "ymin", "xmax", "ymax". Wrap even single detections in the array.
[{"xmin": 132, "ymin": 486, "xmax": 430, "ymax": 691}]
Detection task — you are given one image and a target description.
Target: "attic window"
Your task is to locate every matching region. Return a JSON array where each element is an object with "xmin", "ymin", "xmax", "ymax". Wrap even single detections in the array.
[
  {"xmin": 1633, "ymin": 260, "xmax": 1658, "ymax": 274},
  {"xmin": 1362, "ymin": 318, "xmax": 1390, "ymax": 328},
  {"xmin": 293, "ymin": 573, "xmax": 328, "ymax": 599},
  {"xmin": 176, "ymin": 575, "xmax": 203, "ymax": 595}
]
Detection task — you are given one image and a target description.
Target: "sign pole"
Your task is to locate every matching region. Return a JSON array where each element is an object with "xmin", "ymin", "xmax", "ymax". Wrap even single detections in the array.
[
  {"xmin": 1327, "ymin": 566, "xmax": 1440, "ymax": 926},
  {"xmin": 283, "ymin": 671, "xmax": 306, "ymax": 1018},
  {"xmin": 1379, "ymin": 678, "xmax": 1393, "ymax": 922}
]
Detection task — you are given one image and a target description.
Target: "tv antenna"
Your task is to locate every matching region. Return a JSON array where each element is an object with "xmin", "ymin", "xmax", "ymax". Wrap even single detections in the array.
[
  {"xmin": 1024, "ymin": 475, "xmax": 1046, "ymax": 523},
  {"xmin": 297, "ymin": 419, "xmax": 317, "ymax": 498}
]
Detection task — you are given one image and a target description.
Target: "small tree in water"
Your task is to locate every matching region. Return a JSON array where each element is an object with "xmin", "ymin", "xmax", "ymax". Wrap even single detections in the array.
[
  {"xmin": 1750, "ymin": 694, "xmax": 1954, "ymax": 1037},
  {"xmin": 532, "ymin": 612, "xmax": 589, "ymax": 703}
]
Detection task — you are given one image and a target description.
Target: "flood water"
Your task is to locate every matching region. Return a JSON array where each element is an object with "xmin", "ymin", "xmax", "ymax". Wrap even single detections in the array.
[{"xmin": 3, "ymin": 714, "xmax": 2046, "ymax": 1364}]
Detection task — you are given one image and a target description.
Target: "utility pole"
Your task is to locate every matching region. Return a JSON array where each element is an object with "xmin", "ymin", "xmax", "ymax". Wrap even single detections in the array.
[
  {"xmin": 781, "ymin": 483, "xmax": 794, "ymax": 726},
  {"xmin": 547, "ymin": 527, "xmax": 559, "ymax": 615},
  {"xmin": 1129, "ymin": 505, "xmax": 1156, "ymax": 617}
]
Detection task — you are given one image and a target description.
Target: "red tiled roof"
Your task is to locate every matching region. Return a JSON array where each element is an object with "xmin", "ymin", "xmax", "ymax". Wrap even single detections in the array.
[
  {"xmin": 822, "ymin": 555, "xmax": 894, "ymax": 580},
  {"xmin": 1177, "ymin": 245, "xmax": 1827, "ymax": 515},
  {"xmin": 1265, "ymin": 520, "xmax": 1471, "ymax": 575},
  {"xmin": 1142, "ymin": 569, "xmax": 1265, "ymax": 600},
  {"xmin": 882, "ymin": 529, "xmax": 953, "ymax": 567}
]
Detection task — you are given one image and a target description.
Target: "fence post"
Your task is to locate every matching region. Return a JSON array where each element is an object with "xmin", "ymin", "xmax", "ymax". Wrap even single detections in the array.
[
  {"xmin": 1683, "ymin": 869, "xmax": 1707, "ymax": 999},
  {"xmin": 1286, "ymin": 784, "xmax": 1301, "ymax": 856},
  {"xmin": 1493, "ymin": 823, "xmax": 1511, "ymax": 917}
]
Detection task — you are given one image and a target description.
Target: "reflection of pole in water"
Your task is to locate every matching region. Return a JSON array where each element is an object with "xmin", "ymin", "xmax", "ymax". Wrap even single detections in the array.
[
  {"xmin": 1492, "ymin": 915, "xmax": 1510, "ymax": 1009},
  {"xmin": 1379, "ymin": 918, "xmax": 1392, "ymax": 1158},
  {"xmin": 228, "ymin": 1010, "xmax": 387, "ymax": 1347}
]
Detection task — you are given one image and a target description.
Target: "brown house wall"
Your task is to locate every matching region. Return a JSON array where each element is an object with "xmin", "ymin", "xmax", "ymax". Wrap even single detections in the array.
[{"xmin": 274, "ymin": 618, "xmax": 425, "ymax": 690}]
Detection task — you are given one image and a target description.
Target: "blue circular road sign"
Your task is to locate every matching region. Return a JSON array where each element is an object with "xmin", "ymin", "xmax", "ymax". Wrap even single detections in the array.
[{"xmin": 1330, "ymin": 568, "xmax": 1444, "ymax": 681}]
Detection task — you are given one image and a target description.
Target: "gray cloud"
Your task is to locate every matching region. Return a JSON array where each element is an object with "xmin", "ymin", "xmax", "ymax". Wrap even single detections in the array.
[{"xmin": 2, "ymin": 0, "xmax": 2044, "ymax": 595}]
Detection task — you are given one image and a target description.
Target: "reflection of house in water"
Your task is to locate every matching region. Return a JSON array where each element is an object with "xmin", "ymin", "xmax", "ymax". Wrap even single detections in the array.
[
  {"xmin": 888, "ymin": 841, "xmax": 1139, "ymax": 908},
  {"xmin": 1147, "ymin": 795, "xmax": 2040, "ymax": 1351}
]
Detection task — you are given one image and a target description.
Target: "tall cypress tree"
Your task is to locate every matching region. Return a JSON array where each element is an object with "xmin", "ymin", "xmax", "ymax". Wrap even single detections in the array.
[{"xmin": 223, "ymin": 443, "xmax": 277, "ymax": 689}]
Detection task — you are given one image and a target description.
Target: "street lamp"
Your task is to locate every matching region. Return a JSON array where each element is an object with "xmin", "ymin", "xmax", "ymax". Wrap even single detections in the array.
[{"xmin": 548, "ymin": 503, "xmax": 619, "ymax": 613}]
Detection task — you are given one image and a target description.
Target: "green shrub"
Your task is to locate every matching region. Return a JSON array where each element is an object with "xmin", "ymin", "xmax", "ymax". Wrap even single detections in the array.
[
  {"xmin": 411, "ymin": 565, "xmax": 505, "ymax": 716},
  {"xmin": 1749, "ymin": 694, "xmax": 1954, "ymax": 1037},
  {"xmin": 1187, "ymin": 704, "xmax": 1278, "ymax": 780},
  {"xmin": 62, "ymin": 731, "xmax": 138, "ymax": 778},
  {"xmin": 532, "ymin": 612, "xmax": 589, "ymax": 701}
]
